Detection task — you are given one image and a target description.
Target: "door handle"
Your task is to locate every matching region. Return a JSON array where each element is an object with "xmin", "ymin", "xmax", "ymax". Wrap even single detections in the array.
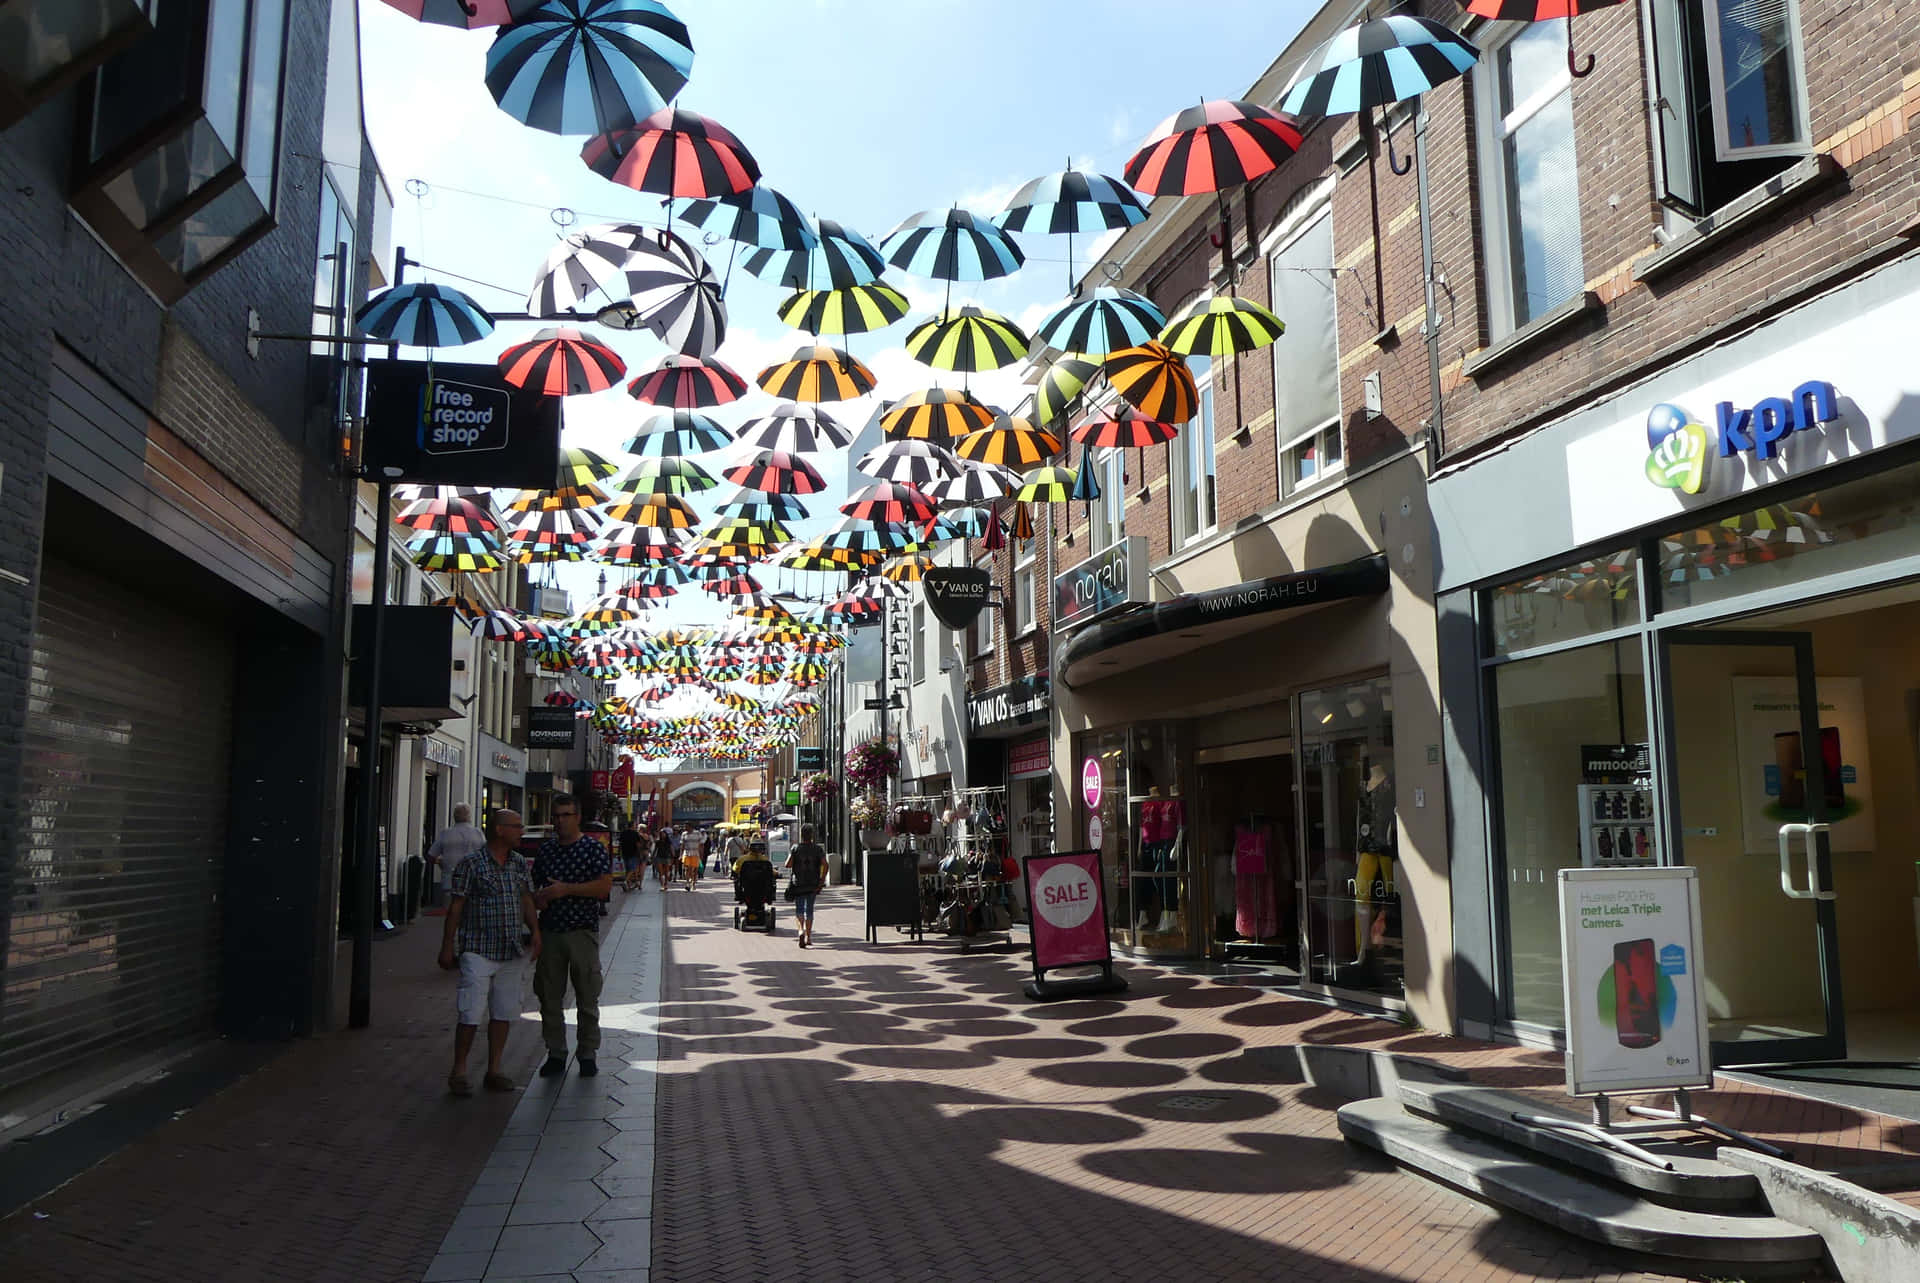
[{"xmin": 1777, "ymin": 823, "xmax": 1836, "ymax": 900}]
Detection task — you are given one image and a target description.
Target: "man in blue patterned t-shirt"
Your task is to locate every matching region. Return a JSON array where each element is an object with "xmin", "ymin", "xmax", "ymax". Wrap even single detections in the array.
[{"xmin": 532, "ymin": 794, "xmax": 613, "ymax": 1078}]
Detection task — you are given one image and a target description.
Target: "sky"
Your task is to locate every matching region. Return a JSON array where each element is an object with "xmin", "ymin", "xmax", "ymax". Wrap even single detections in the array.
[{"xmin": 355, "ymin": 0, "xmax": 1320, "ymax": 741}]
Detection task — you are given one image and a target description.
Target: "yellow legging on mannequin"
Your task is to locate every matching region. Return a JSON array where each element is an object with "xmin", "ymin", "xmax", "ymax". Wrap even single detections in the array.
[{"xmin": 1354, "ymin": 851, "xmax": 1395, "ymax": 954}]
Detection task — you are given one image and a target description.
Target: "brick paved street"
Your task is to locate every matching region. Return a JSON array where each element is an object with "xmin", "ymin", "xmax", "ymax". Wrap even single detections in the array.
[{"xmin": 8, "ymin": 876, "xmax": 1920, "ymax": 1283}]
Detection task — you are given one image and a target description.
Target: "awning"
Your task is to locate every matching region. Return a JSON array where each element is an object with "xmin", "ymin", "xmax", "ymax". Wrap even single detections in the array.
[{"xmin": 1058, "ymin": 554, "xmax": 1390, "ymax": 689}]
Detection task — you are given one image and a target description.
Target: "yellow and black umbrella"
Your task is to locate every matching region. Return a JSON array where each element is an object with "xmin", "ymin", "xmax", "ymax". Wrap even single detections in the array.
[
  {"xmin": 1158, "ymin": 294, "xmax": 1286, "ymax": 357},
  {"xmin": 507, "ymin": 483, "xmax": 608, "ymax": 512},
  {"xmin": 1009, "ymin": 501, "xmax": 1036, "ymax": 539},
  {"xmin": 955, "ymin": 413, "xmax": 1063, "ymax": 467},
  {"xmin": 1015, "ymin": 465, "xmax": 1077, "ymax": 503},
  {"xmin": 881, "ymin": 387, "xmax": 997, "ymax": 441},
  {"xmin": 606, "ymin": 493, "xmax": 700, "ymax": 529},
  {"xmin": 1104, "ymin": 341, "xmax": 1198, "ymax": 424},
  {"xmin": 776, "ymin": 283, "xmax": 910, "ymax": 336},
  {"xmin": 1034, "ymin": 356, "xmax": 1100, "ymax": 425},
  {"xmin": 556, "ymin": 446, "xmax": 623, "ymax": 486},
  {"xmin": 904, "ymin": 304, "xmax": 1030, "ymax": 373},
  {"xmin": 883, "ymin": 554, "xmax": 933, "ymax": 583},
  {"xmin": 755, "ymin": 343, "xmax": 877, "ymax": 402}
]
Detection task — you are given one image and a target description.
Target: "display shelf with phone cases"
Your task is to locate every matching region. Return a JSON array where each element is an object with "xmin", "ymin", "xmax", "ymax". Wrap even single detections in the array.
[{"xmin": 1576, "ymin": 784, "xmax": 1657, "ymax": 867}]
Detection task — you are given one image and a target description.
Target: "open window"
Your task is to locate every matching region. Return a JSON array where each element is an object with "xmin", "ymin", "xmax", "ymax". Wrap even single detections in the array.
[{"xmin": 1647, "ymin": 0, "xmax": 1810, "ymax": 218}]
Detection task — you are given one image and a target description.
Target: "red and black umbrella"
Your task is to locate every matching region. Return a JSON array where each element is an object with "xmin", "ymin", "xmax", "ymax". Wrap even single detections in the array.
[
  {"xmin": 1455, "ymin": 1, "xmax": 1624, "ymax": 77},
  {"xmin": 840, "ymin": 481, "xmax": 937, "ymax": 525},
  {"xmin": 626, "ymin": 352, "xmax": 748, "ymax": 409},
  {"xmin": 1124, "ymin": 100, "xmax": 1304, "ymax": 196},
  {"xmin": 395, "ymin": 494, "xmax": 499, "ymax": 535},
  {"xmin": 722, "ymin": 449, "xmax": 827, "ymax": 496},
  {"xmin": 1071, "ymin": 405, "xmax": 1179, "ymax": 449},
  {"xmin": 497, "ymin": 326, "xmax": 626, "ymax": 395},
  {"xmin": 582, "ymin": 107, "xmax": 760, "ymax": 200}
]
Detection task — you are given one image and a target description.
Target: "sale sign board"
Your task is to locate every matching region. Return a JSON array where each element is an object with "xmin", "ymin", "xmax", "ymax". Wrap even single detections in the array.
[{"xmin": 1024, "ymin": 850, "xmax": 1112, "ymax": 973}]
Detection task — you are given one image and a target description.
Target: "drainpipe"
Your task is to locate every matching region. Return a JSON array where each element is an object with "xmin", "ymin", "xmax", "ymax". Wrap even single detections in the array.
[{"xmin": 1415, "ymin": 104, "xmax": 1445, "ymax": 466}]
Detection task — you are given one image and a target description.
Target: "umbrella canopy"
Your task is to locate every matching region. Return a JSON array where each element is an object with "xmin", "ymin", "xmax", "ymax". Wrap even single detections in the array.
[
  {"xmin": 776, "ymin": 283, "xmax": 909, "ymax": 337},
  {"xmin": 1456, "ymin": 1, "xmax": 1624, "ymax": 76},
  {"xmin": 1125, "ymin": 100, "xmax": 1305, "ymax": 195},
  {"xmin": 924, "ymin": 463, "xmax": 1019, "ymax": 505},
  {"xmin": 354, "ymin": 282, "xmax": 494, "ymax": 347},
  {"xmin": 609, "ymin": 456, "xmax": 717, "ymax": 496},
  {"xmin": 1280, "ymin": 15, "xmax": 1480, "ymax": 118},
  {"xmin": 1071, "ymin": 405, "xmax": 1179, "ymax": 449},
  {"xmin": 955, "ymin": 414, "xmax": 1063, "ymax": 468},
  {"xmin": 881, "ymin": 387, "xmax": 997, "ymax": 441},
  {"xmin": 507, "ymin": 483, "xmax": 609, "ymax": 512},
  {"xmin": 1158, "ymin": 295, "xmax": 1287, "ymax": 357},
  {"xmin": 1034, "ymin": 287, "xmax": 1167, "ymax": 358},
  {"xmin": 395, "ymin": 494, "xmax": 500, "ymax": 534},
  {"xmin": 755, "ymin": 344, "xmax": 876, "ymax": 402},
  {"xmin": 582, "ymin": 106, "xmax": 760, "ymax": 199},
  {"xmin": 624, "ymin": 228, "xmax": 725, "ymax": 358},
  {"xmin": 676, "ymin": 184, "xmax": 817, "ymax": 250},
  {"xmin": 381, "ymin": 0, "xmax": 536, "ymax": 29},
  {"xmin": 856, "ymin": 439, "xmax": 961, "ymax": 486},
  {"xmin": 1015, "ymin": 465, "xmax": 1077, "ymax": 503},
  {"xmin": 526, "ymin": 221, "xmax": 652, "ymax": 316},
  {"xmin": 723, "ymin": 449, "xmax": 827, "ymax": 495},
  {"xmin": 937, "ymin": 505, "xmax": 998, "ymax": 537},
  {"xmin": 1034, "ymin": 357, "xmax": 1099, "ymax": 425},
  {"xmin": 842, "ymin": 481, "xmax": 937, "ymax": 525},
  {"xmin": 742, "ymin": 218, "xmax": 887, "ymax": 291},
  {"xmin": 736, "ymin": 401, "xmax": 852, "ymax": 453},
  {"xmin": 904, "ymin": 305, "xmax": 1030, "ymax": 373},
  {"xmin": 626, "ymin": 352, "xmax": 748, "ymax": 409},
  {"xmin": 1070, "ymin": 446, "xmax": 1103, "ymax": 502},
  {"xmin": 430, "ymin": 592, "xmax": 491, "ymax": 620},
  {"xmin": 1104, "ymin": 341, "xmax": 1199, "ymax": 423},
  {"xmin": 1008, "ymin": 501, "xmax": 1036, "ymax": 539},
  {"xmin": 484, "ymin": 0, "xmax": 693, "ymax": 136},
  {"xmin": 497, "ymin": 326, "xmax": 626, "ymax": 395},
  {"xmin": 622, "ymin": 408, "xmax": 734, "ymax": 456},
  {"xmin": 557, "ymin": 446, "xmax": 622, "ymax": 485},
  {"xmin": 882, "ymin": 554, "xmax": 932, "ymax": 583},
  {"xmin": 882, "ymin": 208, "xmax": 1024, "ymax": 283},
  {"xmin": 505, "ymin": 506, "xmax": 604, "ymax": 546},
  {"xmin": 712, "ymin": 487, "xmax": 810, "ymax": 520},
  {"xmin": 594, "ymin": 523, "xmax": 690, "ymax": 563},
  {"xmin": 409, "ymin": 531, "xmax": 505, "ymax": 572},
  {"xmin": 996, "ymin": 168, "xmax": 1148, "ymax": 236},
  {"xmin": 608, "ymin": 493, "xmax": 699, "ymax": 528}
]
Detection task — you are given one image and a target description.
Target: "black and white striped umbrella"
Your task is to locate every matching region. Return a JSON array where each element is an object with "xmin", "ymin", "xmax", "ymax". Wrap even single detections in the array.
[
  {"xmin": 922, "ymin": 461, "xmax": 1019, "ymax": 504},
  {"xmin": 624, "ymin": 229, "xmax": 725, "ymax": 357},
  {"xmin": 735, "ymin": 402, "xmax": 852, "ymax": 453},
  {"xmin": 855, "ymin": 439, "xmax": 962, "ymax": 486},
  {"xmin": 526, "ymin": 221, "xmax": 652, "ymax": 316}
]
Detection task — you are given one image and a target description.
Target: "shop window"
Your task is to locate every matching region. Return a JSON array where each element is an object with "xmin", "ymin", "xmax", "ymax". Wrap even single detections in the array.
[
  {"xmin": 1659, "ymin": 460, "xmax": 1920, "ymax": 613},
  {"xmin": 1474, "ymin": 19, "xmax": 1584, "ymax": 334},
  {"xmin": 72, "ymin": 0, "xmax": 290, "ymax": 302},
  {"xmin": 1266, "ymin": 202, "xmax": 1342, "ymax": 495},
  {"xmin": 1171, "ymin": 372, "xmax": 1217, "ymax": 545},
  {"xmin": 0, "ymin": 0, "xmax": 158, "ymax": 127},
  {"xmin": 1012, "ymin": 541, "xmax": 1037, "ymax": 636},
  {"xmin": 1298, "ymin": 676, "xmax": 1399, "ymax": 997},
  {"xmin": 1089, "ymin": 448, "xmax": 1126, "ymax": 550},
  {"xmin": 910, "ymin": 602, "xmax": 926, "ymax": 683},
  {"xmin": 1488, "ymin": 546, "xmax": 1642, "ymax": 656},
  {"xmin": 312, "ymin": 174, "xmax": 357, "ymax": 356},
  {"xmin": 969, "ymin": 556, "xmax": 995, "ymax": 657},
  {"xmin": 1490, "ymin": 640, "xmax": 1648, "ymax": 1029},
  {"xmin": 1646, "ymin": 0, "xmax": 1808, "ymax": 219}
]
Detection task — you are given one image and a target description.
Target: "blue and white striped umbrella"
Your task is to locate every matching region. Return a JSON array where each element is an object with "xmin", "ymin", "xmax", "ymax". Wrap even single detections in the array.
[
  {"xmin": 881, "ymin": 207, "xmax": 1024, "ymax": 284},
  {"xmin": 994, "ymin": 169, "xmax": 1149, "ymax": 236},
  {"xmin": 1279, "ymin": 14, "xmax": 1479, "ymax": 117},
  {"xmin": 485, "ymin": 0, "xmax": 693, "ymax": 137},
  {"xmin": 676, "ymin": 184, "xmax": 818, "ymax": 251},
  {"xmin": 1034, "ymin": 287, "xmax": 1167, "ymax": 358},
  {"xmin": 354, "ymin": 282, "xmax": 495, "ymax": 347},
  {"xmin": 740, "ymin": 218, "xmax": 885, "ymax": 290},
  {"xmin": 621, "ymin": 409, "xmax": 734, "ymax": 457}
]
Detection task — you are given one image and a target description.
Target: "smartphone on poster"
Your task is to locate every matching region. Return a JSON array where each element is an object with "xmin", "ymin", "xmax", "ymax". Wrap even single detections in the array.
[{"xmin": 1613, "ymin": 938, "xmax": 1661, "ymax": 1049}]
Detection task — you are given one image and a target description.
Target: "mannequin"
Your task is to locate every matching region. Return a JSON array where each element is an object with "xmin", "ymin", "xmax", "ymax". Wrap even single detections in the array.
[
  {"xmin": 1353, "ymin": 760, "xmax": 1396, "ymax": 956},
  {"xmin": 1134, "ymin": 784, "xmax": 1186, "ymax": 936}
]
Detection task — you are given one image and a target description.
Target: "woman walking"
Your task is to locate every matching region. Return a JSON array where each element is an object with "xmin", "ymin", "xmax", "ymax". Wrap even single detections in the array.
[{"xmin": 783, "ymin": 824, "xmax": 828, "ymax": 948}]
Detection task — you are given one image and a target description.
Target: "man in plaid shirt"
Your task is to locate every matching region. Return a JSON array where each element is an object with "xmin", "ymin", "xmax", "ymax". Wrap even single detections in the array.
[{"xmin": 438, "ymin": 810, "xmax": 541, "ymax": 1098}]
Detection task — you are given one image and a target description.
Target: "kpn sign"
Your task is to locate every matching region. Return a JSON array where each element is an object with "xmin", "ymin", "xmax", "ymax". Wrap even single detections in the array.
[
  {"xmin": 1644, "ymin": 380, "xmax": 1841, "ymax": 496},
  {"xmin": 364, "ymin": 360, "xmax": 563, "ymax": 488}
]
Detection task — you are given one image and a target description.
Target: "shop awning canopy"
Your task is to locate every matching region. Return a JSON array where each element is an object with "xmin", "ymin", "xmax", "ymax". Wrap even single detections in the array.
[{"xmin": 1058, "ymin": 554, "xmax": 1390, "ymax": 689}]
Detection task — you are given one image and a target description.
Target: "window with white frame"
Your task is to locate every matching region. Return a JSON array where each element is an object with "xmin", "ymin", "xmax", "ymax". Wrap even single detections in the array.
[
  {"xmin": 1170, "ymin": 361, "xmax": 1216, "ymax": 545},
  {"xmin": 969, "ymin": 554, "xmax": 995, "ymax": 657},
  {"xmin": 1267, "ymin": 198, "xmax": 1342, "ymax": 499},
  {"xmin": 1475, "ymin": 20, "xmax": 1584, "ymax": 336},
  {"xmin": 1646, "ymin": 0, "xmax": 1809, "ymax": 219},
  {"xmin": 1012, "ymin": 539, "xmax": 1037, "ymax": 635},
  {"xmin": 911, "ymin": 601, "xmax": 926, "ymax": 683},
  {"xmin": 1088, "ymin": 447, "xmax": 1126, "ymax": 550}
]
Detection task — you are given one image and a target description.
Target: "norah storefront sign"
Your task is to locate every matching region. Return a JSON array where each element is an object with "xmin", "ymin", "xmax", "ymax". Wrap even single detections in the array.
[{"xmin": 1052, "ymin": 536, "xmax": 1146, "ymax": 631}]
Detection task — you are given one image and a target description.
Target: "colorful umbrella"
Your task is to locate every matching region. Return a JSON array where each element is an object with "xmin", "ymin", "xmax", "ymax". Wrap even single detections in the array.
[
  {"xmin": 526, "ymin": 221, "xmax": 652, "ymax": 316},
  {"xmin": 1072, "ymin": 405, "xmax": 1179, "ymax": 449},
  {"xmin": 676, "ymin": 184, "xmax": 817, "ymax": 250},
  {"xmin": 736, "ymin": 402, "xmax": 852, "ymax": 453},
  {"xmin": 1070, "ymin": 446, "xmax": 1103, "ymax": 503},
  {"xmin": 712, "ymin": 487, "xmax": 811, "ymax": 521},
  {"xmin": 609, "ymin": 493, "xmax": 698, "ymax": 529},
  {"xmin": 723, "ymin": 449, "xmax": 827, "ymax": 495},
  {"xmin": 430, "ymin": 593, "xmax": 491, "ymax": 620},
  {"xmin": 924, "ymin": 463, "xmax": 1019, "ymax": 505},
  {"xmin": 409, "ymin": 531, "xmax": 505, "ymax": 573},
  {"xmin": 395, "ymin": 494, "xmax": 499, "ymax": 534},
  {"xmin": 497, "ymin": 326, "xmax": 626, "ymax": 395},
  {"xmin": 582, "ymin": 106, "xmax": 759, "ymax": 200},
  {"xmin": 485, "ymin": 0, "xmax": 693, "ymax": 137},
  {"xmin": 842, "ymin": 481, "xmax": 937, "ymax": 525},
  {"xmin": 1104, "ymin": 341, "xmax": 1199, "ymax": 423},
  {"xmin": 624, "ymin": 228, "xmax": 726, "ymax": 358},
  {"xmin": 881, "ymin": 387, "xmax": 997, "ymax": 441},
  {"xmin": 904, "ymin": 305, "xmax": 1030, "ymax": 373},
  {"xmin": 1456, "ymin": 1, "xmax": 1624, "ymax": 79},
  {"xmin": 996, "ymin": 166, "xmax": 1151, "ymax": 290},
  {"xmin": 755, "ymin": 344, "xmax": 876, "ymax": 402},
  {"xmin": 557, "ymin": 446, "xmax": 622, "ymax": 485},
  {"xmin": 955, "ymin": 414, "xmax": 1062, "ymax": 467},
  {"xmin": 1015, "ymin": 465, "xmax": 1077, "ymax": 503},
  {"xmin": 1035, "ymin": 288, "xmax": 1166, "ymax": 358},
  {"xmin": 380, "ymin": 0, "xmax": 534, "ymax": 29},
  {"xmin": 1125, "ymin": 100, "xmax": 1304, "ymax": 196},
  {"xmin": 1009, "ymin": 501, "xmax": 1036, "ymax": 539},
  {"xmin": 609, "ymin": 456, "xmax": 717, "ymax": 496},
  {"xmin": 1280, "ymin": 15, "xmax": 1479, "ymax": 172},
  {"xmin": 776, "ymin": 283, "xmax": 909, "ymax": 336},
  {"xmin": 506, "ymin": 483, "xmax": 609, "ymax": 512},
  {"xmin": 354, "ymin": 282, "xmax": 493, "ymax": 347},
  {"xmin": 882, "ymin": 207, "xmax": 1024, "ymax": 283},
  {"xmin": 742, "ymin": 218, "xmax": 887, "ymax": 291},
  {"xmin": 1158, "ymin": 295, "xmax": 1287, "ymax": 357},
  {"xmin": 855, "ymin": 439, "xmax": 961, "ymax": 486},
  {"xmin": 626, "ymin": 352, "xmax": 748, "ymax": 408},
  {"xmin": 1034, "ymin": 357, "xmax": 1099, "ymax": 426},
  {"xmin": 622, "ymin": 408, "xmax": 734, "ymax": 456}
]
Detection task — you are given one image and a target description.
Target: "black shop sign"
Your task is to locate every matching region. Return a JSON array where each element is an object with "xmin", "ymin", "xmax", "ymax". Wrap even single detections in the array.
[
  {"xmin": 527, "ymin": 706, "xmax": 579, "ymax": 750},
  {"xmin": 968, "ymin": 675, "xmax": 1050, "ymax": 736},
  {"xmin": 364, "ymin": 359, "xmax": 563, "ymax": 488}
]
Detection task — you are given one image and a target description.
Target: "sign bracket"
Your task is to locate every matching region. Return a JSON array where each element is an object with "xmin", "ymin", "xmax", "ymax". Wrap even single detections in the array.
[{"xmin": 1512, "ymin": 1087, "xmax": 1789, "ymax": 1168}]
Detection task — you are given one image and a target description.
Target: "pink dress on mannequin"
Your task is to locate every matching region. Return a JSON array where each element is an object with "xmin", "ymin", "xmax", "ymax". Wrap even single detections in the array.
[{"xmin": 1233, "ymin": 823, "xmax": 1275, "ymax": 939}]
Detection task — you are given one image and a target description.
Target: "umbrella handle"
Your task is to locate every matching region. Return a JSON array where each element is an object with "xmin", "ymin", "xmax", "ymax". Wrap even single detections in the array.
[
  {"xmin": 1384, "ymin": 114, "xmax": 1414, "ymax": 177},
  {"xmin": 1567, "ymin": 16, "xmax": 1596, "ymax": 79}
]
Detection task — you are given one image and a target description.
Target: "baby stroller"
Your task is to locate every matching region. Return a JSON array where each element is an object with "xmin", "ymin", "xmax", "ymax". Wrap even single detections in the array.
[{"xmin": 733, "ymin": 859, "xmax": 777, "ymax": 932}]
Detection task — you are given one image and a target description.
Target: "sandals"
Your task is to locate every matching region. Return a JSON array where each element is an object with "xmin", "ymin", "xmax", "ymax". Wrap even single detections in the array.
[{"xmin": 447, "ymin": 1073, "xmax": 473, "ymax": 1098}]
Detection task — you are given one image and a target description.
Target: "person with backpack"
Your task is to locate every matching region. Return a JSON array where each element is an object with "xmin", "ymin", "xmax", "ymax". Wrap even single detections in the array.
[{"xmin": 783, "ymin": 824, "xmax": 828, "ymax": 948}]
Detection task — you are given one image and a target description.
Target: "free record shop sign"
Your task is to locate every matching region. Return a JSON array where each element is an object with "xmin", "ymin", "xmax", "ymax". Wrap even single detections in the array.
[{"xmin": 364, "ymin": 359, "xmax": 562, "ymax": 488}]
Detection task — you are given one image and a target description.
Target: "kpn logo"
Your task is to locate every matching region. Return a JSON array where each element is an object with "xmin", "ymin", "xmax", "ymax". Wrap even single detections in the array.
[
  {"xmin": 417, "ymin": 379, "xmax": 511, "ymax": 455},
  {"xmin": 1644, "ymin": 403, "xmax": 1710, "ymax": 495}
]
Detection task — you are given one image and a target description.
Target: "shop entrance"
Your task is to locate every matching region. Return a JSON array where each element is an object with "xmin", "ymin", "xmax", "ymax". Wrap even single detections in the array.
[
  {"xmin": 1196, "ymin": 750, "xmax": 1297, "ymax": 967},
  {"xmin": 1658, "ymin": 630, "xmax": 1846, "ymax": 1064}
]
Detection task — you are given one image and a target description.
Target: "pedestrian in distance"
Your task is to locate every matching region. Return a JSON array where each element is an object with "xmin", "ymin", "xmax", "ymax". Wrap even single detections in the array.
[
  {"xmin": 651, "ymin": 825, "xmax": 674, "ymax": 888},
  {"xmin": 427, "ymin": 803, "xmax": 487, "ymax": 908},
  {"xmin": 724, "ymin": 827, "xmax": 746, "ymax": 876},
  {"xmin": 618, "ymin": 821, "xmax": 642, "ymax": 892},
  {"xmin": 438, "ymin": 810, "xmax": 541, "ymax": 1098},
  {"xmin": 681, "ymin": 827, "xmax": 703, "ymax": 887},
  {"xmin": 531, "ymin": 795, "xmax": 612, "ymax": 1079},
  {"xmin": 784, "ymin": 823, "xmax": 828, "ymax": 948}
]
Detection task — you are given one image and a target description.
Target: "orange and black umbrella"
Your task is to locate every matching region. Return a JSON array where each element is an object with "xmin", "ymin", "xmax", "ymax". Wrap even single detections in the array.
[
  {"xmin": 881, "ymin": 387, "xmax": 996, "ymax": 441},
  {"xmin": 955, "ymin": 414, "xmax": 1062, "ymax": 468},
  {"xmin": 1104, "ymin": 342, "xmax": 1198, "ymax": 424},
  {"xmin": 755, "ymin": 345, "xmax": 875, "ymax": 402}
]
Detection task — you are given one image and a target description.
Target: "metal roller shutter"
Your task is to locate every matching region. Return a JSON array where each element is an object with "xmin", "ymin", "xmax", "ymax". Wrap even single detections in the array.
[{"xmin": 4, "ymin": 558, "xmax": 235, "ymax": 1093}]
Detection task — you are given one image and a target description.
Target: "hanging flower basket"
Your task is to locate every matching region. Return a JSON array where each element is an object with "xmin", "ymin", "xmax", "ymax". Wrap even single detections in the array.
[
  {"xmin": 844, "ymin": 738, "xmax": 899, "ymax": 789},
  {"xmin": 848, "ymin": 794, "xmax": 889, "ymax": 829},
  {"xmin": 801, "ymin": 772, "xmax": 840, "ymax": 802}
]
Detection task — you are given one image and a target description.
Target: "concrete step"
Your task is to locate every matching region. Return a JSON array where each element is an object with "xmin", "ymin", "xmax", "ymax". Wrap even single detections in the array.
[
  {"xmin": 1339, "ymin": 1098, "xmax": 1826, "ymax": 1268},
  {"xmin": 1392, "ymin": 1078, "xmax": 1761, "ymax": 1209}
]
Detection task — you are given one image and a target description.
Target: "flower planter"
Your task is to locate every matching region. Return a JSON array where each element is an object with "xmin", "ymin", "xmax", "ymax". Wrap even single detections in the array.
[{"xmin": 859, "ymin": 828, "xmax": 891, "ymax": 850}]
